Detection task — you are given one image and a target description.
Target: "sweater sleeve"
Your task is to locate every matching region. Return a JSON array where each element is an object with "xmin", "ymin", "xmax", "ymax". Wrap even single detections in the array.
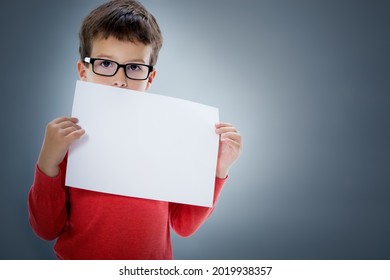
[
  {"xmin": 168, "ymin": 176, "xmax": 227, "ymax": 237},
  {"xmin": 27, "ymin": 157, "xmax": 69, "ymax": 241}
]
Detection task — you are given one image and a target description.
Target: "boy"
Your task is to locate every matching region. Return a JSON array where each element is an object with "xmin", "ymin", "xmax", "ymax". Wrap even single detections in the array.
[{"xmin": 28, "ymin": 0, "xmax": 242, "ymax": 260}]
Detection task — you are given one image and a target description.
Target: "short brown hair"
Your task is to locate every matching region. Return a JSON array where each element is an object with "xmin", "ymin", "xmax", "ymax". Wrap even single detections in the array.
[{"xmin": 79, "ymin": 0, "xmax": 163, "ymax": 66}]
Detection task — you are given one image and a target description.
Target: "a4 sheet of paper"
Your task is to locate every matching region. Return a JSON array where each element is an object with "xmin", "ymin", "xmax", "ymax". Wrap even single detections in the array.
[{"xmin": 66, "ymin": 81, "xmax": 219, "ymax": 207}]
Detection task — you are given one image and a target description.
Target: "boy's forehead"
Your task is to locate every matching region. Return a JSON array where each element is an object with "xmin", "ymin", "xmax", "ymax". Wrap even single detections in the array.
[{"xmin": 90, "ymin": 35, "xmax": 152, "ymax": 63}]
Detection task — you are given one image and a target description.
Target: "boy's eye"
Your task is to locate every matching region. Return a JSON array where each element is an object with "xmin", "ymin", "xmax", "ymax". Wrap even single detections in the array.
[
  {"xmin": 127, "ymin": 64, "xmax": 141, "ymax": 71},
  {"xmin": 100, "ymin": 60, "xmax": 114, "ymax": 68}
]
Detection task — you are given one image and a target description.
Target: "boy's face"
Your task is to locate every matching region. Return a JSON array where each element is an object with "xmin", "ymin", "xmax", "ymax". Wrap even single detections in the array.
[{"xmin": 78, "ymin": 36, "xmax": 156, "ymax": 91}]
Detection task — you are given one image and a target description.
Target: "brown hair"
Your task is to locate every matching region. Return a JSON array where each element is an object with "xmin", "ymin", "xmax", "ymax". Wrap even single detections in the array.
[{"xmin": 79, "ymin": 0, "xmax": 163, "ymax": 66}]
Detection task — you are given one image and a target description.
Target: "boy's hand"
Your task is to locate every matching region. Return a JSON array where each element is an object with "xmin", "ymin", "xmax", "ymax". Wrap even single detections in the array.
[
  {"xmin": 37, "ymin": 117, "xmax": 85, "ymax": 177},
  {"xmin": 215, "ymin": 122, "xmax": 242, "ymax": 179}
]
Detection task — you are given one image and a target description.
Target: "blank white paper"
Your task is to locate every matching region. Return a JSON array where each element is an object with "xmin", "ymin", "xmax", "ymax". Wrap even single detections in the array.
[{"xmin": 65, "ymin": 81, "xmax": 219, "ymax": 207}]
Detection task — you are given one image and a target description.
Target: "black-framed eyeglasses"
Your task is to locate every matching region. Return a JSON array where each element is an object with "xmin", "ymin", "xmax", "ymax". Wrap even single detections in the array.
[{"xmin": 84, "ymin": 57, "xmax": 154, "ymax": 80}]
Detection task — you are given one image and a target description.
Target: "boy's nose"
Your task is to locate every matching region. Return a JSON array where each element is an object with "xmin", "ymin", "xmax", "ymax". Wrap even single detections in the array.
[{"xmin": 112, "ymin": 68, "xmax": 128, "ymax": 88}]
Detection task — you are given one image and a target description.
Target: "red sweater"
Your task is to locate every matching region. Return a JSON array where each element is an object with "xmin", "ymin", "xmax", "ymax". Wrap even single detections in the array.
[{"xmin": 28, "ymin": 156, "xmax": 226, "ymax": 259}]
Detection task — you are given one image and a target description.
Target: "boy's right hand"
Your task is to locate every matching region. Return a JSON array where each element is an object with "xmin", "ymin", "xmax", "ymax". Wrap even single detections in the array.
[{"xmin": 37, "ymin": 117, "xmax": 85, "ymax": 177}]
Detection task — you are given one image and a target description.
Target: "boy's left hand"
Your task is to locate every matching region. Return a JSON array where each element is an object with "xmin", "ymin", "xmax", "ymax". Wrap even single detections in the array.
[{"xmin": 215, "ymin": 122, "xmax": 242, "ymax": 179}]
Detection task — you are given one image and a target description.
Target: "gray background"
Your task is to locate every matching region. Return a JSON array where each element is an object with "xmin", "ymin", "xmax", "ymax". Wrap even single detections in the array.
[{"xmin": 1, "ymin": 0, "xmax": 389, "ymax": 259}]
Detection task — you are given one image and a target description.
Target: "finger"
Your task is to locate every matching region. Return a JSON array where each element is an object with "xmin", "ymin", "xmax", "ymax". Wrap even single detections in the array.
[
  {"xmin": 57, "ymin": 120, "xmax": 80, "ymax": 129},
  {"xmin": 215, "ymin": 122, "xmax": 233, "ymax": 129},
  {"xmin": 220, "ymin": 132, "xmax": 241, "ymax": 142},
  {"xmin": 54, "ymin": 117, "xmax": 79, "ymax": 125},
  {"xmin": 215, "ymin": 126, "xmax": 238, "ymax": 134},
  {"xmin": 52, "ymin": 116, "xmax": 79, "ymax": 124},
  {"xmin": 68, "ymin": 117, "xmax": 79, "ymax": 124},
  {"xmin": 61, "ymin": 126, "xmax": 82, "ymax": 136},
  {"xmin": 52, "ymin": 116, "xmax": 68, "ymax": 124},
  {"xmin": 220, "ymin": 138, "xmax": 242, "ymax": 150},
  {"xmin": 66, "ymin": 129, "xmax": 86, "ymax": 140}
]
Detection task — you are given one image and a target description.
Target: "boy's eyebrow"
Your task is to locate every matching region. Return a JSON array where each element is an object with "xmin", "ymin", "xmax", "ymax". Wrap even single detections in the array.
[{"xmin": 94, "ymin": 54, "xmax": 147, "ymax": 64}]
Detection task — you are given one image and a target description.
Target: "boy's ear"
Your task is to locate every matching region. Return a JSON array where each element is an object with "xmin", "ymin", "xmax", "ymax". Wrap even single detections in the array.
[
  {"xmin": 77, "ymin": 60, "xmax": 87, "ymax": 81},
  {"xmin": 145, "ymin": 69, "xmax": 157, "ymax": 91}
]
